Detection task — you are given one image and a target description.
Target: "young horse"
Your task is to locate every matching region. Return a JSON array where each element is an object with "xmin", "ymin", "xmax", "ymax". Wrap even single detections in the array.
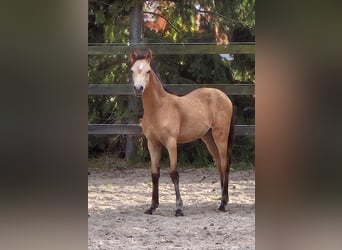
[{"xmin": 129, "ymin": 49, "xmax": 234, "ymax": 216}]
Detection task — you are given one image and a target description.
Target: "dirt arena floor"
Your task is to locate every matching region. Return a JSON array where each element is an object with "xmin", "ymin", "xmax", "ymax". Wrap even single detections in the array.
[{"xmin": 88, "ymin": 167, "xmax": 255, "ymax": 249}]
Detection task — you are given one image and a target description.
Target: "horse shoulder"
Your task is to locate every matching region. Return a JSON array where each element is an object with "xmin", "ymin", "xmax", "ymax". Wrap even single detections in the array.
[{"xmin": 141, "ymin": 96, "xmax": 181, "ymax": 142}]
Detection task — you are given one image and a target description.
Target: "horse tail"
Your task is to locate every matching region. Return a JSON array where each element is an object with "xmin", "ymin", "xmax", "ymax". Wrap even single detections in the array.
[{"xmin": 228, "ymin": 108, "xmax": 234, "ymax": 167}]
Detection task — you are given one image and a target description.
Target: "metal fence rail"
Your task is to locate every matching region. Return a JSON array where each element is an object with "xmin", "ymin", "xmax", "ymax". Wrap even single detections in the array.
[
  {"xmin": 88, "ymin": 124, "xmax": 255, "ymax": 136},
  {"xmin": 88, "ymin": 42, "xmax": 255, "ymax": 55},
  {"xmin": 88, "ymin": 84, "xmax": 255, "ymax": 96}
]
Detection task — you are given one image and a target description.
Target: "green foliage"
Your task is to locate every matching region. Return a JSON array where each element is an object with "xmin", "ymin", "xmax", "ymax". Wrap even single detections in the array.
[
  {"xmin": 232, "ymin": 136, "xmax": 255, "ymax": 170},
  {"xmin": 182, "ymin": 54, "xmax": 232, "ymax": 84},
  {"xmin": 88, "ymin": 0, "xmax": 255, "ymax": 168},
  {"xmin": 177, "ymin": 142, "xmax": 213, "ymax": 167}
]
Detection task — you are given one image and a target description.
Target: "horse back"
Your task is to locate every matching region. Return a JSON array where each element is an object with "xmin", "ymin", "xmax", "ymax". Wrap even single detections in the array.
[{"xmin": 183, "ymin": 87, "xmax": 232, "ymax": 115}]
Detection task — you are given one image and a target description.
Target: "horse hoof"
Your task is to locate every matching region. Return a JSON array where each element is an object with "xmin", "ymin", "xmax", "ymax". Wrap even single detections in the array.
[
  {"xmin": 144, "ymin": 209, "xmax": 153, "ymax": 215},
  {"xmin": 175, "ymin": 209, "xmax": 184, "ymax": 217},
  {"xmin": 218, "ymin": 205, "xmax": 226, "ymax": 212}
]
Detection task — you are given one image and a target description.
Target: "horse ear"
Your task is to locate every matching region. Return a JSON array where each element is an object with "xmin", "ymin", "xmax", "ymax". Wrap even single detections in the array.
[
  {"xmin": 145, "ymin": 49, "xmax": 152, "ymax": 64},
  {"xmin": 129, "ymin": 50, "xmax": 137, "ymax": 65}
]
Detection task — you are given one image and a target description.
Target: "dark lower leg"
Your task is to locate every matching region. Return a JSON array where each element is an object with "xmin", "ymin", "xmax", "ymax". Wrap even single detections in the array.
[
  {"xmin": 219, "ymin": 172, "xmax": 229, "ymax": 211},
  {"xmin": 145, "ymin": 172, "xmax": 160, "ymax": 214},
  {"xmin": 170, "ymin": 170, "xmax": 184, "ymax": 216}
]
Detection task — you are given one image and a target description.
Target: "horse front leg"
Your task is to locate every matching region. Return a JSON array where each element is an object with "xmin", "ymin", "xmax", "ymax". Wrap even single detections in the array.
[
  {"xmin": 145, "ymin": 140, "xmax": 162, "ymax": 215},
  {"xmin": 170, "ymin": 170, "xmax": 184, "ymax": 216},
  {"xmin": 167, "ymin": 138, "xmax": 184, "ymax": 217}
]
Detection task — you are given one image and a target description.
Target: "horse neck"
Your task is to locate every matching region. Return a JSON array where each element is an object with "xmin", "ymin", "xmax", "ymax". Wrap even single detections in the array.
[{"xmin": 142, "ymin": 70, "xmax": 167, "ymax": 111}]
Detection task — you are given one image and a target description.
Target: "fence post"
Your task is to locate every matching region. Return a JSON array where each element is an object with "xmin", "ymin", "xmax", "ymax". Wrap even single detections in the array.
[{"xmin": 126, "ymin": 4, "xmax": 143, "ymax": 161}]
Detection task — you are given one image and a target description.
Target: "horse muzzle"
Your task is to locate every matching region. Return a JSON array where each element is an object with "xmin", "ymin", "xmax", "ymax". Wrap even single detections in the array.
[{"xmin": 133, "ymin": 85, "xmax": 144, "ymax": 97}]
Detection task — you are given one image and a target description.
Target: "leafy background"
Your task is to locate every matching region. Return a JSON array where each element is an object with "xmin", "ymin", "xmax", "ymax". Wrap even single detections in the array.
[{"xmin": 88, "ymin": 0, "xmax": 255, "ymax": 169}]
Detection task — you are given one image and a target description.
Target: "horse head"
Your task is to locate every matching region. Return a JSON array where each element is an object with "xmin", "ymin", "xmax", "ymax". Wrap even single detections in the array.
[{"xmin": 129, "ymin": 49, "xmax": 153, "ymax": 97}]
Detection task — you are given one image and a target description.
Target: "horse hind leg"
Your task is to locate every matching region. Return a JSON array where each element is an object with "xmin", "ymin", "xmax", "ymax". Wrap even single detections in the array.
[
  {"xmin": 202, "ymin": 130, "xmax": 228, "ymax": 211},
  {"xmin": 212, "ymin": 128, "xmax": 230, "ymax": 212},
  {"xmin": 201, "ymin": 130, "xmax": 220, "ymax": 170}
]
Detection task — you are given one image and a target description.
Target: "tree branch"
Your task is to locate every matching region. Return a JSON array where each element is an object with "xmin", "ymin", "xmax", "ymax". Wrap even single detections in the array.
[
  {"xmin": 194, "ymin": 8, "xmax": 227, "ymax": 20},
  {"xmin": 143, "ymin": 11, "xmax": 180, "ymax": 33}
]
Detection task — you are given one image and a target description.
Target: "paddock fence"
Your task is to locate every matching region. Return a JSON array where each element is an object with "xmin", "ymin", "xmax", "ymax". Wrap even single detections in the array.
[{"xmin": 88, "ymin": 43, "xmax": 255, "ymax": 137}]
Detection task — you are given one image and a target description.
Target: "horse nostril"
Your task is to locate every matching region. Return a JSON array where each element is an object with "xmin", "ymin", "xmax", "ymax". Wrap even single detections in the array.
[
  {"xmin": 134, "ymin": 85, "xmax": 143, "ymax": 91},
  {"xmin": 133, "ymin": 85, "xmax": 144, "ymax": 95}
]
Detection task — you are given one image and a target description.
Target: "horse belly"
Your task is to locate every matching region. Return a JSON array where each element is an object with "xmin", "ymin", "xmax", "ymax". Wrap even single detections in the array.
[
  {"xmin": 177, "ymin": 129, "xmax": 208, "ymax": 143},
  {"xmin": 177, "ymin": 115, "xmax": 211, "ymax": 143}
]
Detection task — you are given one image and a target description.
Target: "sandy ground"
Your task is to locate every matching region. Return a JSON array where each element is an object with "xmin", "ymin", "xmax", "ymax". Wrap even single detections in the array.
[{"xmin": 88, "ymin": 167, "xmax": 255, "ymax": 249}]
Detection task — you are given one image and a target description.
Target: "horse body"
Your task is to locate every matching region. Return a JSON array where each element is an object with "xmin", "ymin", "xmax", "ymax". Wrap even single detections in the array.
[
  {"xmin": 129, "ymin": 49, "xmax": 234, "ymax": 216},
  {"xmin": 142, "ymin": 87, "xmax": 232, "ymax": 144}
]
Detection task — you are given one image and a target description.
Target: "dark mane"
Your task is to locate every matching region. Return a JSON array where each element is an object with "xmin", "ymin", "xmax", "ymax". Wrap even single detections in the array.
[
  {"xmin": 134, "ymin": 53, "xmax": 149, "ymax": 61},
  {"xmin": 131, "ymin": 49, "xmax": 150, "ymax": 61},
  {"xmin": 150, "ymin": 62, "xmax": 183, "ymax": 97},
  {"xmin": 163, "ymin": 85, "xmax": 182, "ymax": 96}
]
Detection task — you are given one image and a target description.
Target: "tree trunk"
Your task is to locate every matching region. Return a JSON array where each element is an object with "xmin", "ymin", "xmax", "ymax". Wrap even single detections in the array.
[{"xmin": 126, "ymin": 4, "xmax": 143, "ymax": 161}]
